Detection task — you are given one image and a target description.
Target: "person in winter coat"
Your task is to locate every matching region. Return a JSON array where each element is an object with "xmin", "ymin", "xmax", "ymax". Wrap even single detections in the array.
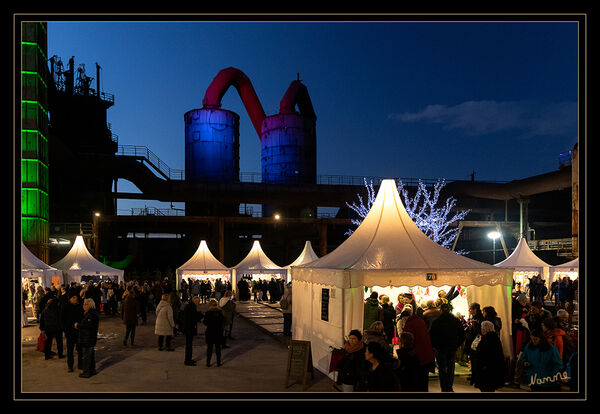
[
  {"xmin": 336, "ymin": 329, "xmax": 367, "ymax": 392},
  {"xmin": 76, "ymin": 298, "xmax": 99, "ymax": 378},
  {"xmin": 280, "ymin": 283, "xmax": 293, "ymax": 336},
  {"xmin": 541, "ymin": 317, "xmax": 566, "ymax": 361},
  {"xmin": 203, "ymin": 299, "xmax": 225, "ymax": 367},
  {"xmin": 471, "ymin": 320, "xmax": 506, "ymax": 392},
  {"xmin": 121, "ymin": 287, "xmax": 140, "ymax": 346},
  {"xmin": 363, "ymin": 321, "xmax": 391, "ymax": 354},
  {"xmin": 218, "ymin": 291, "xmax": 236, "ymax": 349},
  {"xmin": 182, "ymin": 296, "xmax": 203, "ymax": 366},
  {"xmin": 39, "ymin": 297, "xmax": 64, "ymax": 360},
  {"xmin": 483, "ymin": 306, "xmax": 502, "ymax": 334},
  {"xmin": 512, "ymin": 294, "xmax": 530, "ymax": 356},
  {"xmin": 61, "ymin": 293, "xmax": 84, "ymax": 372},
  {"xmin": 364, "ymin": 341, "xmax": 400, "ymax": 392},
  {"xmin": 393, "ymin": 331, "xmax": 421, "ymax": 392},
  {"xmin": 422, "ymin": 299, "xmax": 442, "ymax": 331},
  {"xmin": 526, "ymin": 301, "xmax": 552, "ymax": 333},
  {"xmin": 379, "ymin": 295, "xmax": 396, "ymax": 344},
  {"xmin": 402, "ymin": 306, "xmax": 435, "ymax": 391},
  {"xmin": 363, "ymin": 291, "xmax": 383, "ymax": 330},
  {"xmin": 518, "ymin": 328, "xmax": 564, "ymax": 391},
  {"xmin": 429, "ymin": 303, "xmax": 466, "ymax": 392},
  {"xmin": 154, "ymin": 294, "xmax": 175, "ymax": 351}
]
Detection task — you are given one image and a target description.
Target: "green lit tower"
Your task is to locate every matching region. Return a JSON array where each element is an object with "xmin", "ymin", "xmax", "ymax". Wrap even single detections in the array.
[{"xmin": 21, "ymin": 22, "xmax": 50, "ymax": 262}]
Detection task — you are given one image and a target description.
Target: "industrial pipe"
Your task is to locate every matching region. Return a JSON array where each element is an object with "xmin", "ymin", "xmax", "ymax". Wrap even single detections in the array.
[
  {"xmin": 279, "ymin": 80, "xmax": 316, "ymax": 119},
  {"xmin": 202, "ymin": 67, "xmax": 266, "ymax": 140}
]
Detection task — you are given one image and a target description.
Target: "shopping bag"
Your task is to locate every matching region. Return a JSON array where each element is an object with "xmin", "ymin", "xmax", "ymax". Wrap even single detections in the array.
[
  {"xmin": 36, "ymin": 332, "xmax": 47, "ymax": 352},
  {"xmin": 329, "ymin": 348, "xmax": 345, "ymax": 373}
]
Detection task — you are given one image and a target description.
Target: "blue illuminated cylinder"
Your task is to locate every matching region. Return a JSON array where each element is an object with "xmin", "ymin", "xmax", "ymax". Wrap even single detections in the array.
[
  {"xmin": 184, "ymin": 108, "xmax": 240, "ymax": 183},
  {"xmin": 260, "ymin": 113, "xmax": 316, "ymax": 185}
]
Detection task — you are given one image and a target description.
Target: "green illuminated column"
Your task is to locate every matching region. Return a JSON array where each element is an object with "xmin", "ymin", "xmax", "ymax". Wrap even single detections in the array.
[{"xmin": 21, "ymin": 22, "xmax": 49, "ymax": 262}]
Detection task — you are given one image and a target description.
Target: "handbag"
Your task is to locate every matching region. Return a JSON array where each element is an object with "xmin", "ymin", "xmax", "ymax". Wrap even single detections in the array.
[
  {"xmin": 329, "ymin": 347, "xmax": 345, "ymax": 373},
  {"xmin": 471, "ymin": 334, "xmax": 482, "ymax": 351},
  {"xmin": 36, "ymin": 331, "xmax": 47, "ymax": 352}
]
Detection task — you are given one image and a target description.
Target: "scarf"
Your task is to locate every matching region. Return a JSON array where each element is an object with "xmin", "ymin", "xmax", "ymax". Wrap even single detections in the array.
[{"xmin": 344, "ymin": 340, "xmax": 365, "ymax": 354}]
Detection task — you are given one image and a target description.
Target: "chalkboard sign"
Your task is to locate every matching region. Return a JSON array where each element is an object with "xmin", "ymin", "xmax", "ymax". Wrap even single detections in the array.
[
  {"xmin": 321, "ymin": 288, "xmax": 329, "ymax": 321},
  {"xmin": 285, "ymin": 340, "xmax": 314, "ymax": 390}
]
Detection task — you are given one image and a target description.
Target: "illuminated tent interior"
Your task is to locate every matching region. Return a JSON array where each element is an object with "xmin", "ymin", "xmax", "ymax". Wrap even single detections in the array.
[
  {"xmin": 21, "ymin": 242, "xmax": 63, "ymax": 288},
  {"xmin": 176, "ymin": 240, "xmax": 231, "ymax": 290},
  {"xmin": 494, "ymin": 237, "xmax": 551, "ymax": 290},
  {"xmin": 291, "ymin": 179, "xmax": 514, "ymax": 376},
  {"xmin": 549, "ymin": 257, "xmax": 579, "ymax": 285},
  {"xmin": 286, "ymin": 240, "xmax": 319, "ymax": 282},
  {"xmin": 51, "ymin": 235, "xmax": 125, "ymax": 284},
  {"xmin": 233, "ymin": 240, "xmax": 287, "ymax": 289}
]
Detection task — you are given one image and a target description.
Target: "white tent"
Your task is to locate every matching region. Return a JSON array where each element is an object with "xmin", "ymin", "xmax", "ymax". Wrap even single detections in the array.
[
  {"xmin": 233, "ymin": 240, "xmax": 287, "ymax": 290},
  {"xmin": 51, "ymin": 235, "xmax": 124, "ymax": 284},
  {"xmin": 21, "ymin": 242, "xmax": 63, "ymax": 288},
  {"xmin": 291, "ymin": 179, "xmax": 514, "ymax": 376},
  {"xmin": 176, "ymin": 240, "xmax": 232, "ymax": 290},
  {"xmin": 495, "ymin": 237, "xmax": 551, "ymax": 289},
  {"xmin": 549, "ymin": 257, "xmax": 579, "ymax": 285},
  {"xmin": 285, "ymin": 241, "xmax": 319, "ymax": 283}
]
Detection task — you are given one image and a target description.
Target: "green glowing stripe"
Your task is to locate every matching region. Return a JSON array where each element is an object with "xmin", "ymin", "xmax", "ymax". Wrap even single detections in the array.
[
  {"xmin": 22, "ymin": 71, "xmax": 48, "ymax": 89},
  {"xmin": 21, "ymin": 129, "xmax": 48, "ymax": 142},
  {"xmin": 21, "ymin": 41, "xmax": 47, "ymax": 62},
  {"xmin": 22, "ymin": 217, "xmax": 49, "ymax": 222},
  {"xmin": 22, "ymin": 158, "xmax": 49, "ymax": 168},
  {"xmin": 22, "ymin": 188, "xmax": 49, "ymax": 197},
  {"xmin": 39, "ymin": 23, "xmax": 47, "ymax": 35},
  {"xmin": 22, "ymin": 100, "xmax": 48, "ymax": 115}
]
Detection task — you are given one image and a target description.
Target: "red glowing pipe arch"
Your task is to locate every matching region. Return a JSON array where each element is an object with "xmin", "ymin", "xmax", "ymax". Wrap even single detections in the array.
[{"xmin": 279, "ymin": 80, "xmax": 316, "ymax": 119}]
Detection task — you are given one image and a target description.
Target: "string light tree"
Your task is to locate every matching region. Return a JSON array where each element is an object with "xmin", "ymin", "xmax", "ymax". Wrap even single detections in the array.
[{"xmin": 346, "ymin": 178, "xmax": 472, "ymax": 315}]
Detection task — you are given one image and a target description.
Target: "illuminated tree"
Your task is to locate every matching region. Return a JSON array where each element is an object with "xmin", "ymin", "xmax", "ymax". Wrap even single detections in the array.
[{"xmin": 346, "ymin": 178, "xmax": 470, "ymax": 254}]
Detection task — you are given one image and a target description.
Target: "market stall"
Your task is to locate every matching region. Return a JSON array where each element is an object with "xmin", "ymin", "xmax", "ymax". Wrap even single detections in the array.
[
  {"xmin": 176, "ymin": 240, "xmax": 232, "ymax": 290},
  {"xmin": 549, "ymin": 257, "xmax": 579, "ymax": 286},
  {"xmin": 495, "ymin": 237, "xmax": 550, "ymax": 292},
  {"xmin": 51, "ymin": 235, "xmax": 124, "ymax": 284},
  {"xmin": 21, "ymin": 242, "xmax": 63, "ymax": 288},
  {"xmin": 291, "ymin": 179, "xmax": 514, "ymax": 377},
  {"xmin": 233, "ymin": 240, "xmax": 287, "ymax": 289},
  {"xmin": 284, "ymin": 241, "xmax": 319, "ymax": 283}
]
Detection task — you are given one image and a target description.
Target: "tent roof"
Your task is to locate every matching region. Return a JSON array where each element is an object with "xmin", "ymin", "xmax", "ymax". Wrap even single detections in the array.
[
  {"xmin": 21, "ymin": 242, "xmax": 61, "ymax": 276},
  {"xmin": 293, "ymin": 179, "xmax": 512, "ymax": 288},
  {"xmin": 286, "ymin": 241, "xmax": 319, "ymax": 268},
  {"xmin": 495, "ymin": 237, "xmax": 551, "ymax": 270},
  {"xmin": 51, "ymin": 235, "xmax": 124, "ymax": 277},
  {"xmin": 234, "ymin": 240, "xmax": 286, "ymax": 274},
  {"xmin": 177, "ymin": 240, "xmax": 230, "ymax": 274},
  {"xmin": 551, "ymin": 257, "xmax": 579, "ymax": 270}
]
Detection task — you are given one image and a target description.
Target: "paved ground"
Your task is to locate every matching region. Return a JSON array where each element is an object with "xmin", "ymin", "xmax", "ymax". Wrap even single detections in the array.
[{"xmin": 18, "ymin": 299, "xmax": 534, "ymax": 399}]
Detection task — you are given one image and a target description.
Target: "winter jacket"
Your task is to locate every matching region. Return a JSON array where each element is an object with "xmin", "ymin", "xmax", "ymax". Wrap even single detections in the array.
[
  {"xmin": 78, "ymin": 308, "xmax": 99, "ymax": 347},
  {"xmin": 61, "ymin": 301, "xmax": 84, "ymax": 334},
  {"xmin": 203, "ymin": 309, "xmax": 225, "ymax": 344},
  {"xmin": 422, "ymin": 308, "xmax": 442, "ymax": 330},
  {"xmin": 545, "ymin": 327, "xmax": 566, "ymax": 360},
  {"xmin": 122, "ymin": 295, "xmax": 140, "ymax": 326},
  {"xmin": 471, "ymin": 331, "xmax": 506, "ymax": 391},
  {"xmin": 430, "ymin": 312, "xmax": 466, "ymax": 352},
  {"xmin": 363, "ymin": 298, "xmax": 383, "ymax": 330},
  {"xmin": 219, "ymin": 297, "xmax": 236, "ymax": 326},
  {"xmin": 380, "ymin": 303, "xmax": 396, "ymax": 339},
  {"xmin": 363, "ymin": 330, "xmax": 391, "ymax": 354},
  {"xmin": 394, "ymin": 347, "xmax": 422, "ymax": 392},
  {"xmin": 40, "ymin": 299, "xmax": 62, "ymax": 332},
  {"xmin": 366, "ymin": 360, "xmax": 400, "ymax": 391},
  {"xmin": 337, "ymin": 345, "xmax": 367, "ymax": 386},
  {"xmin": 154, "ymin": 300, "xmax": 175, "ymax": 336},
  {"xmin": 280, "ymin": 286, "xmax": 292, "ymax": 314},
  {"xmin": 519, "ymin": 342, "xmax": 565, "ymax": 390},
  {"xmin": 403, "ymin": 315, "xmax": 435, "ymax": 366},
  {"xmin": 464, "ymin": 312, "xmax": 484, "ymax": 355},
  {"xmin": 182, "ymin": 301, "xmax": 203, "ymax": 336}
]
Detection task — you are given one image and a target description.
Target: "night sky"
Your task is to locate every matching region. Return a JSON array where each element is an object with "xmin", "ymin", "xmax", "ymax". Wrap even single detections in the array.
[{"xmin": 46, "ymin": 19, "xmax": 579, "ymax": 212}]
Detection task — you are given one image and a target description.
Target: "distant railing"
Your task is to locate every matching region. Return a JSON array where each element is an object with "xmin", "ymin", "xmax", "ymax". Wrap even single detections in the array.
[
  {"xmin": 117, "ymin": 145, "xmax": 184, "ymax": 180},
  {"xmin": 117, "ymin": 207, "xmax": 185, "ymax": 216}
]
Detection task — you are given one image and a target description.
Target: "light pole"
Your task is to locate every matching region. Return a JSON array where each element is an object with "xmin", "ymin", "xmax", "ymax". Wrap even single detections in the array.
[{"xmin": 488, "ymin": 231, "xmax": 501, "ymax": 264}]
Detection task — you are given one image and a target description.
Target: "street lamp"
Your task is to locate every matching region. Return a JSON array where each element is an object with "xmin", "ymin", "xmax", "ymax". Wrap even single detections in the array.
[
  {"xmin": 488, "ymin": 231, "xmax": 501, "ymax": 264},
  {"xmin": 274, "ymin": 213, "xmax": 281, "ymax": 220}
]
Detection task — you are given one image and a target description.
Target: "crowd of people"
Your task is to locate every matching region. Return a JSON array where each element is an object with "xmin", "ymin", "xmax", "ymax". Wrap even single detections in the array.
[{"xmin": 331, "ymin": 284, "xmax": 578, "ymax": 393}]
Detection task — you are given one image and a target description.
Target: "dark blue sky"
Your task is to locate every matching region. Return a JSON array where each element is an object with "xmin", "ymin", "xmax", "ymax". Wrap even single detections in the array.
[{"xmin": 46, "ymin": 21, "xmax": 579, "ymax": 212}]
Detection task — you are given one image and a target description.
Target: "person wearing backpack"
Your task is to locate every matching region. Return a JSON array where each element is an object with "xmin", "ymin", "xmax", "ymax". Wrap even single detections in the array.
[{"xmin": 280, "ymin": 283, "xmax": 292, "ymax": 336}]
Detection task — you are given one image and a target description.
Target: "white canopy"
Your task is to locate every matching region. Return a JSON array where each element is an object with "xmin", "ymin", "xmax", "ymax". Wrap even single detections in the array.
[
  {"xmin": 549, "ymin": 257, "xmax": 579, "ymax": 283},
  {"xmin": 286, "ymin": 241, "xmax": 319, "ymax": 282},
  {"xmin": 51, "ymin": 235, "xmax": 124, "ymax": 284},
  {"xmin": 495, "ymin": 237, "xmax": 551, "ymax": 286},
  {"xmin": 291, "ymin": 179, "xmax": 514, "ymax": 375},
  {"xmin": 176, "ymin": 240, "xmax": 231, "ymax": 289},
  {"xmin": 233, "ymin": 240, "xmax": 287, "ymax": 287},
  {"xmin": 21, "ymin": 242, "xmax": 63, "ymax": 288}
]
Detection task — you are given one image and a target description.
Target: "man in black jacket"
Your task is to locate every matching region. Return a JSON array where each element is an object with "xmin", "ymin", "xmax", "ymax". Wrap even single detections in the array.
[
  {"xmin": 430, "ymin": 303, "xmax": 466, "ymax": 392},
  {"xmin": 39, "ymin": 297, "xmax": 64, "ymax": 360},
  {"xmin": 182, "ymin": 296, "xmax": 203, "ymax": 366},
  {"xmin": 76, "ymin": 298, "xmax": 99, "ymax": 378},
  {"xmin": 61, "ymin": 293, "xmax": 84, "ymax": 372}
]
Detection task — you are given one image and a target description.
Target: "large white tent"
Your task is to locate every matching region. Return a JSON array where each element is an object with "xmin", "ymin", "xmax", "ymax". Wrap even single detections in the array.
[
  {"xmin": 21, "ymin": 242, "xmax": 63, "ymax": 288},
  {"xmin": 285, "ymin": 241, "xmax": 319, "ymax": 283},
  {"xmin": 233, "ymin": 240, "xmax": 287, "ymax": 290},
  {"xmin": 549, "ymin": 257, "xmax": 579, "ymax": 285},
  {"xmin": 291, "ymin": 179, "xmax": 514, "ymax": 376},
  {"xmin": 51, "ymin": 235, "xmax": 124, "ymax": 284},
  {"xmin": 176, "ymin": 240, "xmax": 231, "ymax": 290},
  {"xmin": 495, "ymin": 237, "xmax": 551, "ymax": 289}
]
